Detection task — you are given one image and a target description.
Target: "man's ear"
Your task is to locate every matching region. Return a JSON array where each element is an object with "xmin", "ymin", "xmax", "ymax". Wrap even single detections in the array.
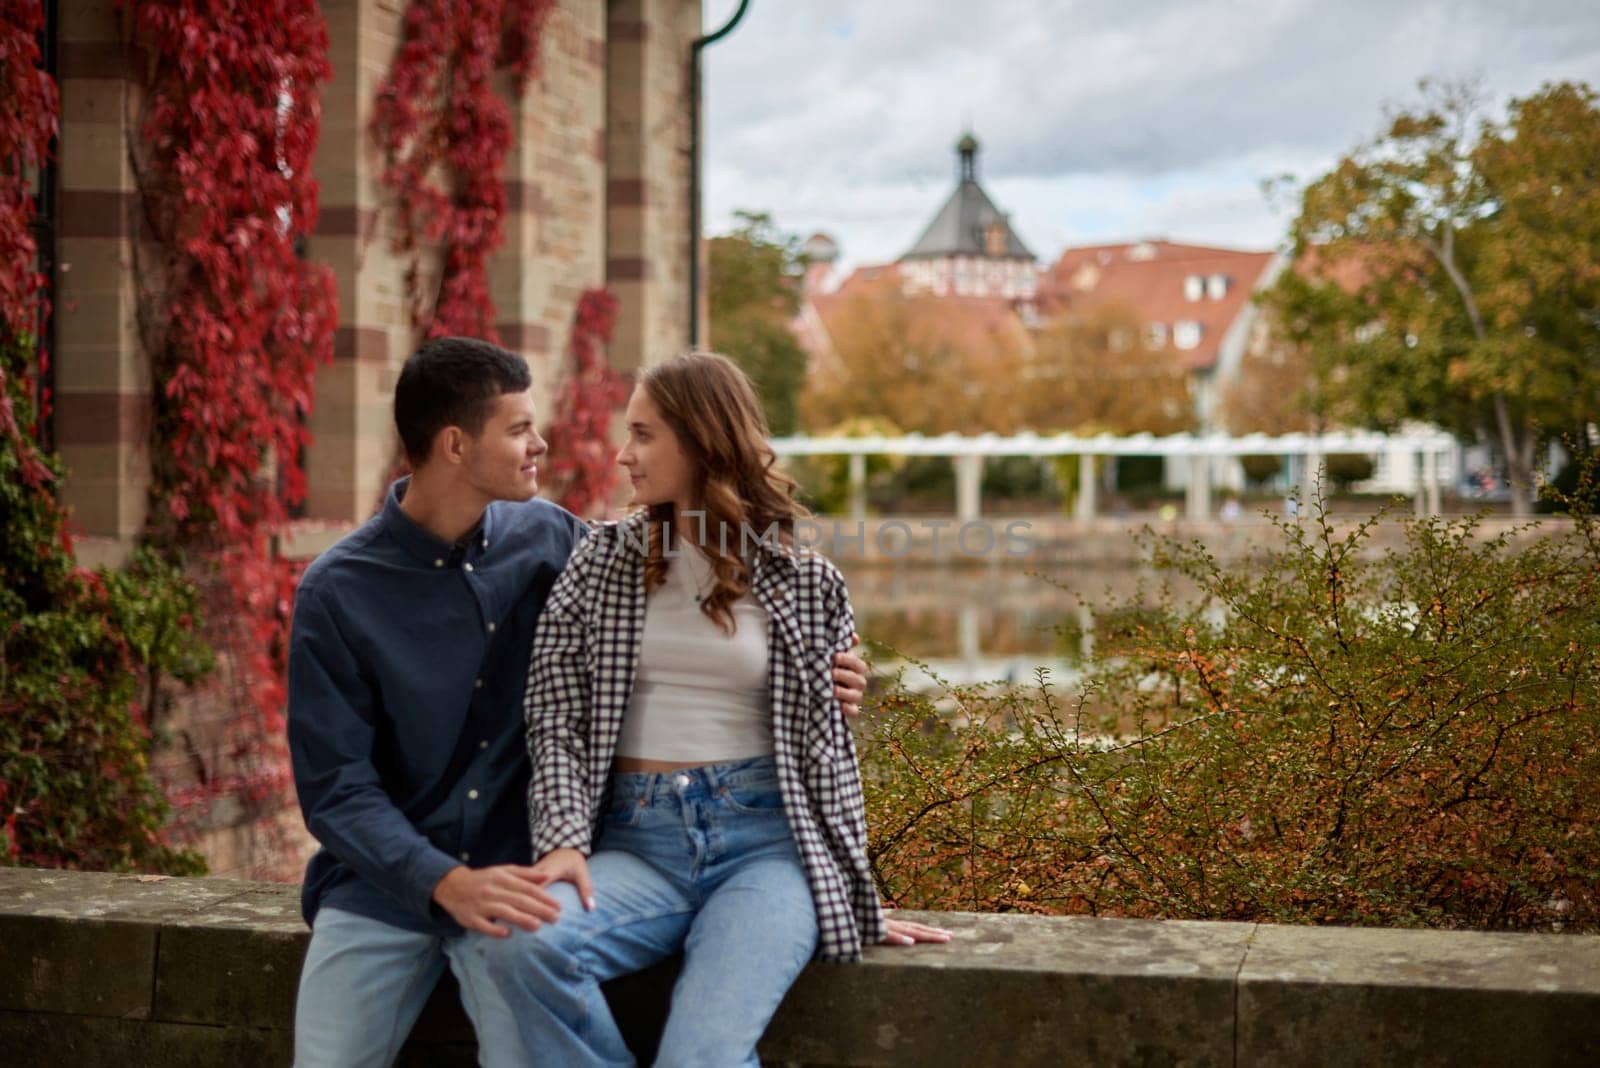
[{"xmin": 436, "ymin": 425, "xmax": 468, "ymax": 466}]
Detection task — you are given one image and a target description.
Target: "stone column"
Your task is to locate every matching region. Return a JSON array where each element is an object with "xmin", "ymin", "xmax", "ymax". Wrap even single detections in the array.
[
  {"xmin": 605, "ymin": 0, "xmax": 699, "ymax": 374},
  {"xmin": 51, "ymin": 1, "xmax": 150, "ymax": 556},
  {"xmin": 1075, "ymin": 452, "xmax": 1096, "ymax": 520},
  {"xmin": 1301, "ymin": 447, "xmax": 1324, "ymax": 508},
  {"xmin": 1186, "ymin": 454, "xmax": 1212, "ymax": 520},
  {"xmin": 847, "ymin": 452, "xmax": 866, "ymax": 520},
  {"xmin": 301, "ymin": 0, "xmax": 414, "ymax": 524},
  {"xmin": 494, "ymin": 0, "xmax": 608, "ymax": 414},
  {"xmin": 955, "ymin": 453, "xmax": 983, "ymax": 523}
]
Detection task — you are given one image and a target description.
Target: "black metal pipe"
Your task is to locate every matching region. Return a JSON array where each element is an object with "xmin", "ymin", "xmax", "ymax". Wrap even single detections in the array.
[{"xmin": 688, "ymin": 0, "xmax": 749, "ymax": 348}]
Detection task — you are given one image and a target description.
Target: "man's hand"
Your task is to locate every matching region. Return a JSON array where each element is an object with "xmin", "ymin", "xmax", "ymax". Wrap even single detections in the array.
[
  {"xmin": 530, "ymin": 847, "xmax": 596, "ymax": 913},
  {"xmin": 431, "ymin": 864, "xmax": 562, "ymax": 938},
  {"xmin": 831, "ymin": 633, "xmax": 869, "ymax": 718},
  {"xmin": 881, "ymin": 915, "xmax": 954, "ymax": 946}
]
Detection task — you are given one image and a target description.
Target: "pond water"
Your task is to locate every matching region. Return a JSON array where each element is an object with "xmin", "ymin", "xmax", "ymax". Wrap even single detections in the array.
[{"xmin": 838, "ymin": 561, "xmax": 1203, "ymax": 689}]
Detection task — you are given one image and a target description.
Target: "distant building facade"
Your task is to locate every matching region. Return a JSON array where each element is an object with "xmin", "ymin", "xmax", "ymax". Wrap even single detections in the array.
[
  {"xmin": 898, "ymin": 134, "xmax": 1039, "ymax": 301},
  {"xmin": 795, "ymin": 136, "xmax": 1284, "ymax": 433}
]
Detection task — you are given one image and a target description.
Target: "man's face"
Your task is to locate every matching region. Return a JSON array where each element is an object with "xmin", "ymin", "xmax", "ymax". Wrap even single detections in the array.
[{"xmin": 461, "ymin": 388, "xmax": 547, "ymax": 503}]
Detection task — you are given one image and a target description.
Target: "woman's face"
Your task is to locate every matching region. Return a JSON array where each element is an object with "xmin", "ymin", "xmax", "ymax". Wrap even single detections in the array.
[{"xmin": 618, "ymin": 386, "xmax": 695, "ymax": 512}]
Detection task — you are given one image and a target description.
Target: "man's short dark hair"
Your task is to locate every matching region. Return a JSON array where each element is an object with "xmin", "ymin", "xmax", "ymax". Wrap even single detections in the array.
[{"xmin": 394, "ymin": 337, "xmax": 532, "ymax": 465}]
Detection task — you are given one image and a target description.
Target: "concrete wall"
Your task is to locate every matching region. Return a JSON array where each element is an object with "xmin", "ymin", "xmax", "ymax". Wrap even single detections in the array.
[{"xmin": 5, "ymin": 868, "xmax": 1598, "ymax": 1066}]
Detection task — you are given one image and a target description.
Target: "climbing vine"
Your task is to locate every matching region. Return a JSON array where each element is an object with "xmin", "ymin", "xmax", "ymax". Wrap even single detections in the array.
[
  {"xmin": 1, "ymin": 1, "xmax": 204, "ymax": 873},
  {"xmin": 122, "ymin": 0, "xmax": 336, "ymax": 858},
  {"xmin": 371, "ymin": 0, "xmax": 556, "ymax": 339},
  {"xmin": 543, "ymin": 288, "xmax": 626, "ymax": 517}
]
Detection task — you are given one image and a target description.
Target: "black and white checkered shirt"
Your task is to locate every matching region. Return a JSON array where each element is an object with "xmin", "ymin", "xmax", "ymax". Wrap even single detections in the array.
[{"xmin": 523, "ymin": 511, "xmax": 886, "ymax": 961}]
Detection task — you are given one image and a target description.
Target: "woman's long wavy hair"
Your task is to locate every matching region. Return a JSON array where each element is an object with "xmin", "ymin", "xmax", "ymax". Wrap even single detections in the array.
[{"xmin": 637, "ymin": 351, "xmax": 808, "ymax": 634}]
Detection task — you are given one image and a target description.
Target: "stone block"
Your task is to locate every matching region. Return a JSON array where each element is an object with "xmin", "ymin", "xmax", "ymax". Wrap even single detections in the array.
[
  {"xmin": 0, "ymin": 915, "xmax": 154, "ymax": 1018},
  {"xmin": 762, "ymin": 912, "xmax": 1250, "ymax": 1067},
  {"xmin": 153, "ymin": 886, "xmax": 307, "ymax": 1030},
  {"xmin": 0, "ymin": 1011, "xmax": 293, "ymax": 1068},
  {"xmin": 1236, "ymin": 923, "xmax": 1600, "ymax": 1067}
]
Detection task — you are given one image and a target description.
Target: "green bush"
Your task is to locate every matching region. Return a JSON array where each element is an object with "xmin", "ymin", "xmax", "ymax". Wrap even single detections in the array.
[
  {"xmin": 1115, "ymin": 455, "xmax": 1165, "ymax": 491},
  {"xmin": 1324, "ymin": 452, "xmax": 1377, "ymax": 492},
  {"xmin": 1240, "ymin": 454, "xmax": 1283, "ymax": 486},
  {"xmin": 982, "ymin": 456, "xmax": 1057, "ymax": 501},
  {"xmin": 861, "ymin": 493, "xmax": 1600, "ymax": 930},
  {"xmin": 1536, "ymin": 447, "xmax": 1600, "ymax": 515},
  {"xmin": 1, "ymin": 333, "xmax": 209, "ymax": 872}
]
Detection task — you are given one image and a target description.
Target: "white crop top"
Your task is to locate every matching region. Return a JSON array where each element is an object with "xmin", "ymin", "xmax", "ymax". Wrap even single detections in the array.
[{"xmin": 615, "ymin": 547, "xmax": 774, "ymax": 762}]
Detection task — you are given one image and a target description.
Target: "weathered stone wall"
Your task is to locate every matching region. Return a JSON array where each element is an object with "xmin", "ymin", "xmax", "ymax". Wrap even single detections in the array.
[
  {"xmin": 51, "ymin": 0, "xmax": 702, "ymax": 541},
  {"xmin": 5, "ymin": 869, "xmax": 1599, "ymax": 1066}
]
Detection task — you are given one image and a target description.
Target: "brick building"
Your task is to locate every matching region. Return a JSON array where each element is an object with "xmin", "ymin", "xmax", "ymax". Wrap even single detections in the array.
[
  {"xmin": 47, "ymin": 0, "xmax": 702, "ymax": 565},
  {"xmin": 798, "ymin": 134, "xmax": 1286, "ymax": 434}
]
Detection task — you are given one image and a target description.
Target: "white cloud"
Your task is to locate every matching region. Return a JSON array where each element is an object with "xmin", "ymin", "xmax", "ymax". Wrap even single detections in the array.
[{"xmin": 702, "ymin": 0, "xmax": 1600, "ymax": 267}]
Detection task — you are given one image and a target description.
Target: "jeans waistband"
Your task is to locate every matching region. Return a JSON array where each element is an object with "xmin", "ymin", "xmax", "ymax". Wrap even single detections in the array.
[{"xmin": 610, "ymin": 754, "xmax": 778, "ymax": 803}]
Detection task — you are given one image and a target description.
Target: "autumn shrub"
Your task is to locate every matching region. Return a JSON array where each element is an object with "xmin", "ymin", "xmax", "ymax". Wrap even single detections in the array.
[
  {"xmin": 860, "ymin": 491, "xmax": 1600, "ymax": 931},
  {"xmin": 1, "ymin": 334, "xmax": 209, "ymax": 872}
]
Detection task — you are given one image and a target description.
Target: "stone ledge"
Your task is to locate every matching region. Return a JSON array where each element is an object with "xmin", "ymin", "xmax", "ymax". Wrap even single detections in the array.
[{"xmin": 3, "ymin": 868, "xmax": 1598, "ymax": 1066}]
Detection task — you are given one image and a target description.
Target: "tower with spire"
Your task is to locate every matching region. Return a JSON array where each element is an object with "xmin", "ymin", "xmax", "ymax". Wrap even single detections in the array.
[{"xmin": 898, "ymin": 133, "xmax": 1038, "ymax": 299}]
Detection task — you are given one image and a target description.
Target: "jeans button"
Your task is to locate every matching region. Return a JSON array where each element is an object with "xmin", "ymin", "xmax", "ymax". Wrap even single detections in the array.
[{"xmin": 674, "ymin": 773, "xmax": 690, "ymax": 788}]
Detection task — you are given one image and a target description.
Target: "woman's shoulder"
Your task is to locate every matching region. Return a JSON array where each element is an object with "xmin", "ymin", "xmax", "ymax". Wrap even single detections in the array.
[
  {"xmin": 787, "ymin": 546, "xmax": 847, "ymax": 596},
  {"xmin": 572, "ymin": 511, "xmax": 649, "ymax": 555}
]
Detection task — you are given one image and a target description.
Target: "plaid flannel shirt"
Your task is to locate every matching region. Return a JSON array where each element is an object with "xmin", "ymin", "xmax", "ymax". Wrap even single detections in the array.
[{"xmin": 523, "ymin": 511, "xmax": 886, "ymax": 961}]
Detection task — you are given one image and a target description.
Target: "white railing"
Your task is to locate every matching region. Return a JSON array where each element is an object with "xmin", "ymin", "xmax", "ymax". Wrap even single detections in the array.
[{"xmin": 769, "ymin": 429, "xmax": 1458, "ymax": 520}]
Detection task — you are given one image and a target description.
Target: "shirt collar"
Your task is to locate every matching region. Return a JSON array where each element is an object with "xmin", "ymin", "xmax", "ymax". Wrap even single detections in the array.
[{"xmin": 383, "ymin": 477, "xmax": 496, "ymax": 566}]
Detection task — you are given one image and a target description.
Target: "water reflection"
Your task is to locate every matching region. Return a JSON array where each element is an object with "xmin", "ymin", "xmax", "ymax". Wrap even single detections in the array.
[{"xmin": 840, "ymin": 563, "xmax": 1202, "ymax": 688}]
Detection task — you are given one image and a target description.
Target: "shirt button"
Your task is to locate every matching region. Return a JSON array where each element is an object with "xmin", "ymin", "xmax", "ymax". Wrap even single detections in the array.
[
  {"xmin": 486, "ymin": 621, "xmax": 496, "ymax": 633},
  {"xmin": 464, "ymin": 562, "xmax": 474, "ymax": 573},
  {"xmin": 460, "ymin": 851, "xmax": 470, "ymax": 862},
  {"xmin": 479, "ymin": 740, "xmax": 489, "ymax": 750},
  {"xmin": 467, "ymin": 789, "xmax": 479, "ymax": 800},
  {"xmin": 474, "ymin": 678, "xmax": 484, "ymax": 689},
  {"xmin": 434, "ymin": 558, "xmax": 444, "ymax": 568}
]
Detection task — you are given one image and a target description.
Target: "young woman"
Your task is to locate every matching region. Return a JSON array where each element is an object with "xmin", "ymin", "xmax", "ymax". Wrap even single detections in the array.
[{"xmin": 479, "ymin": 352, "xmax": 949, "ymax": 1066}]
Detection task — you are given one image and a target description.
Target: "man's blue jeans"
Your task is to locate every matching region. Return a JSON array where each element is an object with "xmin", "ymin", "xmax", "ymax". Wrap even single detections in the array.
[
  {"xmin": 293, "ymin": 905, "xmax": 523, "ymax": 1067},
  {"xmin": 473, "ymin": 755, "xmax": 820, "ymax": 1068}
]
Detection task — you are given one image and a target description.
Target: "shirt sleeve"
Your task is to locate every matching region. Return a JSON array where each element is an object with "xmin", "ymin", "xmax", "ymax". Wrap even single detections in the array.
[
  {"xmin": 287, "ymin": 576, "xmax": 460, "ymax": 922},
  {"xmin": 525, "ymin": 531, "xmax": 600, "ymax": 857},
  {"xmin": 823, "ymin": 566, "xmax": 888, "ymax": 944}
]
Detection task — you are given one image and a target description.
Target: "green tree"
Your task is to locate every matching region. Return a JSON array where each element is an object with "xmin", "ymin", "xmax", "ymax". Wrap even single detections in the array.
[
  {"xmin": 1265, "ymin": 79, "xmax": 1600, "ymax": 515},
  {"xmin": 708, "ymin": 210, "xmax": 809, "ymax": 436}
]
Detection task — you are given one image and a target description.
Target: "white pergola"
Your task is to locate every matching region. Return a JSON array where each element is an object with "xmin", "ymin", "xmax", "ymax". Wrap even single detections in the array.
[{"xmin": 769, "ymin": 429, "xmax": 1457, "ymax": 521}]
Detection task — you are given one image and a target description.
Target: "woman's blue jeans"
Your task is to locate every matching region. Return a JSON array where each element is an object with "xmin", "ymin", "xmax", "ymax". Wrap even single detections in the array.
[{"xmin": 473, "ymin": 755, "xmax": 819, "ymax": 1067}]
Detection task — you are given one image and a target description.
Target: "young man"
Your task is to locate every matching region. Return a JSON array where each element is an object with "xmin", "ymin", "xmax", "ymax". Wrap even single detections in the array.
[{"xmin": 287, "ymin": 337, "xmax": 867, "ymax": 1066}]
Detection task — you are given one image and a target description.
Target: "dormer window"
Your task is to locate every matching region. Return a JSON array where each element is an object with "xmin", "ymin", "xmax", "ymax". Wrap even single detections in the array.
[
  {"xmin": 1174, "ymin": 320, "xmax": 1203, "ymax": 350},
  {"xmin": 1183, "ymin": 275, "xmax": 1204, "ymax": 301},
  {"xmin": 1207, "ymin": 273, "xmax": 1230, "ymax": 299},
  {"xmin": 1147, "ymin": 322, "xmax": 1168, "ymax": 348},
  {"xmin": 984, "ymin": 222, "xmax": 1007, "ymax": 257}
]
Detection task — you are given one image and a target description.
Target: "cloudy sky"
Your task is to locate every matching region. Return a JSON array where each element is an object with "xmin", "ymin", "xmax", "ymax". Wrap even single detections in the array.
[{"xmin": 701, "ymin": 0, "xmax": 1600, "ymax": 271}]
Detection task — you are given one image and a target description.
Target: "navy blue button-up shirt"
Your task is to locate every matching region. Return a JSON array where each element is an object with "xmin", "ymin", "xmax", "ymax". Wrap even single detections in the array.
[{"xmin": 287, "ymin": 479, "xmax": 585, "ymax": 934}]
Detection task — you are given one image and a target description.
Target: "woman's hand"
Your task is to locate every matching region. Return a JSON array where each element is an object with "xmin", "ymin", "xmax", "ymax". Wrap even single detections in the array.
[
  {"xmin": 881, "ymin": 916, "xmax": 953, "ymax": 946},
  {"xmin": 831, "ymin": 633, "xmax": 869, "ymax": 717},
  {"xmin": 530, "ymin": 846, "xmax": 597, "ymax": 913},
  {"xmin": 431, "ymin": 864, "xmax": 562, "ymax": 938}
]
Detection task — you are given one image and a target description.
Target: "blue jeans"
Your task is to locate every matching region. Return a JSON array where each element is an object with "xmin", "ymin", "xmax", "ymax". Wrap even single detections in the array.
[
  {"xmin": 293, "ymin": 906, "xmax": 523, "ymax": 1068},
  {"xmin": 474, "ymin": 755, "xmax": 819, "ymax": 1068}
]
